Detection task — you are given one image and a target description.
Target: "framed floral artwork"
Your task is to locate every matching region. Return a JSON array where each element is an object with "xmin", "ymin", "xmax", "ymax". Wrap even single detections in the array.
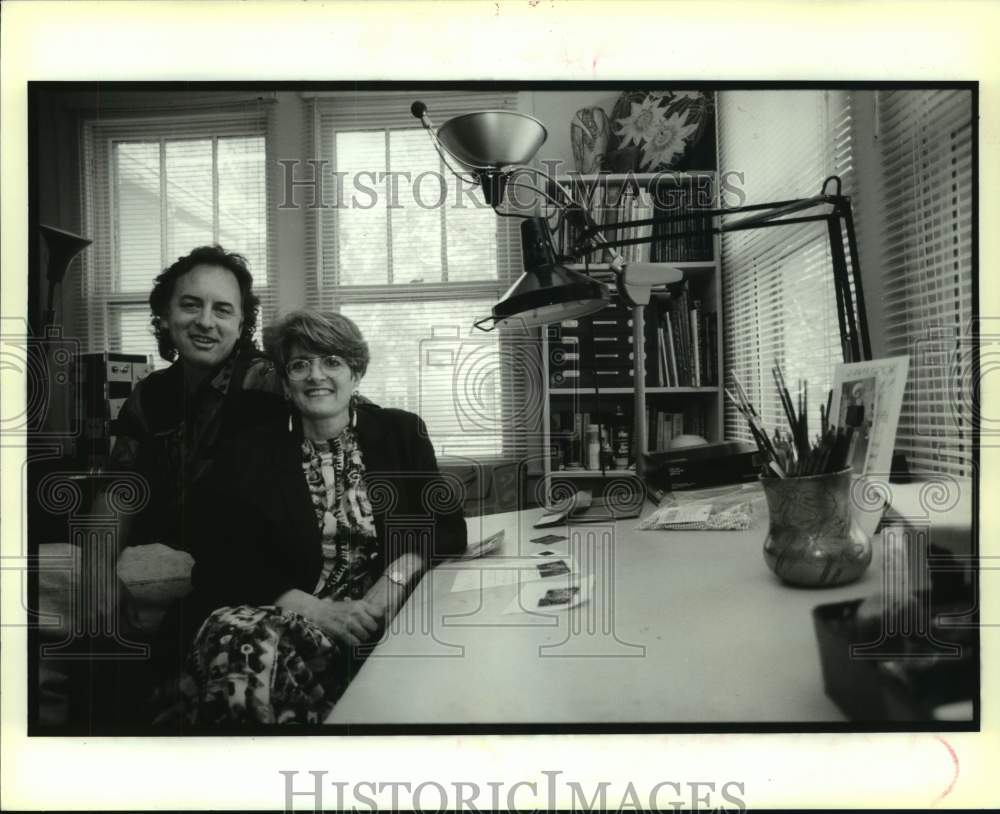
[{"xmin": 607, "ymin": 90, "xmax": 717, "ymax": 173}]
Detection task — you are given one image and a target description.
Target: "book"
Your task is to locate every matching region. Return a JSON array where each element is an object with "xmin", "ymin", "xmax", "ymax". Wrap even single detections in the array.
[
  {"xmin": 668, "ymin": 299, "xmax": 688, "ymax": 386},
  {"xmin": 663, "ymin": 310, "xmax": 679, "ymax": 387},
  {"xmin": 656, "ymin": 325, "xmax": 668, "ymax": 387},
  {"xmin": 676, "ymin": 283, "xmax": 692, "ymax": 385},
  {"xmin": 705, "ymin": 310, "xmax": 718, "ymax": 386},
  {"xmin": 698, "ymin": 309, "xmax": 711, "ymax": 386},
  {"xmin": 690, "ymin": 301, "xmax": 702, "ymax": 387}
]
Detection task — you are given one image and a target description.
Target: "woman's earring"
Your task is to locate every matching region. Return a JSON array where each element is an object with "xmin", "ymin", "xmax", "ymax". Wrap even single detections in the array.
[
  {"xmin": 350, "ymin": 392, "xmax": 358, "ymax": 428},
  {"xmin": 288, "ymin": 413, "xmax": 293, "ymax": 433}
]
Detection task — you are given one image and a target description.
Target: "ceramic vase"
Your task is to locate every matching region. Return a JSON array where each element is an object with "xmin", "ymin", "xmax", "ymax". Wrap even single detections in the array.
[
  {"xmin": 761, "ymin": 468, "xmax": 872, "ymax": 587},
  {"xmin": 570, "ymin": 106, "xmax": 610, "ymax": 174}
]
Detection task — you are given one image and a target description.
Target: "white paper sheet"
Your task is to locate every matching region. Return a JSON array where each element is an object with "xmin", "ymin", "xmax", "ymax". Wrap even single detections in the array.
[{"xmin": 448, "ymin": 555, "xmax": 578, "ymax": 594}]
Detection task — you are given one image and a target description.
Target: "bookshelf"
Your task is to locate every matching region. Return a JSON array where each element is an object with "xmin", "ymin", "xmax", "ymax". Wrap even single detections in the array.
[{"xmin": 540, "ymin": 172, "xmax": 724, "ymax": 505}]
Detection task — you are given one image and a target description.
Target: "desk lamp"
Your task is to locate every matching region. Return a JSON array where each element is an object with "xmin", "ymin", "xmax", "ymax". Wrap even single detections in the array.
[{"xmin": 412, "ymin": 101, "xmax": 871, "ymax": 472}]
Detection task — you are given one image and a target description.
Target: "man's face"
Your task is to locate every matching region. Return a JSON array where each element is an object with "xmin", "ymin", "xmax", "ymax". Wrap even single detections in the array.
[{"xmin": 164, "ymin": 264, "xmax": 243, "ymax": 368}]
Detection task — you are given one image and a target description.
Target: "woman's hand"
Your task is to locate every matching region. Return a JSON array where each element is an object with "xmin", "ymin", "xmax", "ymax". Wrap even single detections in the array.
[
  {"xmin": 275, "ymin": 589, "xmax": 380, "ymax": 647},
  {"xmin": 362, "ymin": 553, "xmax": 427, "ymax": 624},
  {"xmin": 310, "ymin": 598, "xmax": 381, "ymax": 648}
]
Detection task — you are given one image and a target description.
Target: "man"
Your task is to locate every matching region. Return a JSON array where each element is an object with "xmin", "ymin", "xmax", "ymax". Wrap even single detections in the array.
[
  {"xmin": 39, "ymin": 245, "xmax": 284, "ymax": 728},
  {"xmin": 111, "ymin": 245, "xmax": 284, "ymax": 552}
]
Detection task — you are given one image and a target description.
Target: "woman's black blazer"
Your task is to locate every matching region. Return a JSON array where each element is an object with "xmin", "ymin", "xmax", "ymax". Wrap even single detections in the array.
[{"xmin": 180, "ymin": 402, "xmax": 468, "ymax": 632}]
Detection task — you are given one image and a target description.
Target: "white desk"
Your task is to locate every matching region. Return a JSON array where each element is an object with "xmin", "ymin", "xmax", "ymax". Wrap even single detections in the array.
[{"xmin": 328, "ymin": 480, "xmax": 973, "ymax": 725}]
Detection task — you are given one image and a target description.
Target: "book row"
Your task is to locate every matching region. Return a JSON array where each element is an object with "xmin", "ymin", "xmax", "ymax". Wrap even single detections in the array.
[{"xmin": 551, "ymin": 180, "xmax": 715, "ymax": 264}]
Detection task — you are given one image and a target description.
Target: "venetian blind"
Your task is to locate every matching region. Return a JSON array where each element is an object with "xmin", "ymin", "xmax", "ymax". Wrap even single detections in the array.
[
  {"xmin": 306, "ymin": 92, "xmax": 534, "ymax": 460},
  {"xmin": 718, "ymin": 90, "xmax": 855, "ymax": 443},
  {"xmin": 79, "ymin": 103, "xmax": 274, "ymax": 368},
  {"xmin": 874, "ymin": 89, "xmax": 974, "ymax": 476}
]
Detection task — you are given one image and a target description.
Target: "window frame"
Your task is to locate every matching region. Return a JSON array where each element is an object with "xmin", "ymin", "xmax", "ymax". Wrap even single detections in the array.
[
  {"xmin": 308, "ymin": 92, "xmax": 532, "ymax": 462},
  {"xmin": 78, "ymin": 105, "xmax": 275, "ymax": 363},
  {"xmin": 718, "ymin": 89, "xmax": 857, "ymax": 446}
]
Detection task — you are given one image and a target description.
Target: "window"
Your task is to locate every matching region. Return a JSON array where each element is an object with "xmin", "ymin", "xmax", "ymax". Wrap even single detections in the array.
[
  {"xmin": 718, "ymin": 90, "xmax": 856, "ymax": 443},
  {"xmin": 308, "ymin": 92, "xmax": 531, "ymax": 459},
  {"xmin": 80, "ymin": 105, "xmax": 273, "ymax": 367},
  {"xmin": 872, "ymin": 89, "xmax": 974, "ymax": 477}
]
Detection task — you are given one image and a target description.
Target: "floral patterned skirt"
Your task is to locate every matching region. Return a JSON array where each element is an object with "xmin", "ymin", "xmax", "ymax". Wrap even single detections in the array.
[{"xmin": 175, "ymin": 605, "xmax": 349, "ymax": 725}]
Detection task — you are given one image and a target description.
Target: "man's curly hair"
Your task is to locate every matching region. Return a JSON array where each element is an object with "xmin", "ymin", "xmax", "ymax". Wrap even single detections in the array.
[{"xmin": 148, "ymin": 245, "xmax": 261, "ymax": 362}]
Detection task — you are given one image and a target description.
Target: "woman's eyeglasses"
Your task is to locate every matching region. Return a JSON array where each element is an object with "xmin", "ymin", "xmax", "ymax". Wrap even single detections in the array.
[{"xmin": 286, "ymin": 354, "xmax": 349, "ymax": 381}]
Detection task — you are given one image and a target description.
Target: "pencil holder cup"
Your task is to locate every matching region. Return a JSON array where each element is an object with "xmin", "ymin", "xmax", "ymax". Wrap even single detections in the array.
[{"xmin": 760, "ymin": 468, "xmax": 871, "ymax": 587}]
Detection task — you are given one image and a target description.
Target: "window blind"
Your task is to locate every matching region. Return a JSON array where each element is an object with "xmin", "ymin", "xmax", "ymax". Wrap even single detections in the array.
[
  {"xmin": 718, "ymin": 90, "xmax": 855, "ymax": 443},
  {"xmin": 307, "ymin": 92, "xmax": 534, "ymax": 460},
  {"xmin": 80, "ymin": 103, "xmax": 274, "ymax": 368},
  {"xmin": 873, "ymin": 89, "xmax": 973, "ymax": 477}
]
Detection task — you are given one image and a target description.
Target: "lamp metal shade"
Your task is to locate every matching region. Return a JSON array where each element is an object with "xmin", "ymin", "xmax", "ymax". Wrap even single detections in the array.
[
  {"xmin": 491, "ymin": 216, "xmax": 610, "ymax": 329},
  {"xmin": 436, "ymin": 110, "xmax": 547, "ymax": 170},
  {"xmin": 40, "ymin": 224, "xmax": 92, "ymax": 284},
  {"xmin": 492, "ymin": 269, "xmax": 610, "ymax": 329}
]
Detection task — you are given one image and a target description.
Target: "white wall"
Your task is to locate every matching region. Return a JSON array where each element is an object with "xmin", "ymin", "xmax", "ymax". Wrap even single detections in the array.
[{"xmin": 266, "ymin": 93, "xmax": 310, "ymax": 315}]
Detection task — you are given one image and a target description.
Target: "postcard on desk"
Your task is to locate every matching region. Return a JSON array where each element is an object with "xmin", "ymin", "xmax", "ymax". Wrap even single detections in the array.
[
  {"xmin": 530, "ymin": 534, "xmax": 568, "ymax": 544},
  {"xmin": 454, "ymin": 529, "xmax": 504, "ymax": 560},
  {"xmin": 829, "ymin": 356, "xmax": 909, "ymax": 540},
  {"xmin": 533, "ymin": 490, "xmax": 624, "ymax": 528},
  {"xmin": 534, "ymin": 490, "xmax": 592, "ymax": 527}
]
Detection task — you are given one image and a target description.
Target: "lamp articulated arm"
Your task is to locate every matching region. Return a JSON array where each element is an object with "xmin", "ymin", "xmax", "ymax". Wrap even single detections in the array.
[{"xmin": 412, "ymin": 102, "xmax": 869, "ymax": 362}]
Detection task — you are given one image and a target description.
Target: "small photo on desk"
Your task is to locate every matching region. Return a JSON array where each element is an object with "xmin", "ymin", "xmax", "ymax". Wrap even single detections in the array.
[
  {"xmin": 536, "ymin": 559, "xmax": 571, "ymax": 578},
  {"xmin": 503, "ymin": 575, "xmax": 593, "ymax": 616},
  {"xmin": 538, "ymin": 586, "xmax": 580, "ymax": 607}
]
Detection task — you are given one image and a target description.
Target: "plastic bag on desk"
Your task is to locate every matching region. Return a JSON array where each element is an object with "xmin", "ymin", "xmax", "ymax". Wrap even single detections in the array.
[{"xmin": 636, "ymin": 482, "xmax": 763, "ymax": 531}]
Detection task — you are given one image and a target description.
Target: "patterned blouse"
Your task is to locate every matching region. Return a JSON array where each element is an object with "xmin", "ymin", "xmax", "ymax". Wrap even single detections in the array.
[{"xmin": 300, "ymin": 429, "xmax": 379, "ymax": 600}]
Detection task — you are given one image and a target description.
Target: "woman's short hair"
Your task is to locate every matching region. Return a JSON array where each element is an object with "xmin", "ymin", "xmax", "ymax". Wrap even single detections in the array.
[
  {"xmin": 148, "ymin": 245, "xmax": 260, "ymax": 362},
  {"xmin": 265, "ymin": 308, "xmax": 370, "ymax": 380}
]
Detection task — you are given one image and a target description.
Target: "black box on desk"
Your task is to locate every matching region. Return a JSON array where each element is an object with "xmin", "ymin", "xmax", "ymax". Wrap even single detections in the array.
[
  {"xmin": 812, "ymin": 595, "xmax": 976, "ymax": 723},
  {"xmin": 812, "ymin": 531, "xmax": 977, "ymax": 723},
  {"xmin": 641, "ymin": 440, "xmax": 758, "ymax": 492}
]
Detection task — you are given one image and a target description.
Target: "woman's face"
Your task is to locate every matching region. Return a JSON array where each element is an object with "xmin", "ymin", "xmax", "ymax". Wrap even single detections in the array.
[{"xmin": 283, "ymin": 341, "xmax": 359, "ymax": 424}]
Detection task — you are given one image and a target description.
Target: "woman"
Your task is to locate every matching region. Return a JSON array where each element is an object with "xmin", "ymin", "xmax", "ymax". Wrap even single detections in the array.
[{"xmin": 167, "ymin": 309, "xmax": 467, "ymax": 725}]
